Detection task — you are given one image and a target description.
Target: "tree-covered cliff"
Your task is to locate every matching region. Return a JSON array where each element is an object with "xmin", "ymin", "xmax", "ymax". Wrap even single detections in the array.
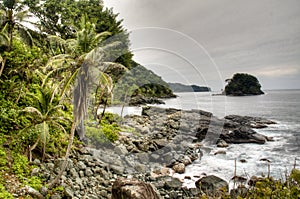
[{"xmin": 168, "ymin": 83, "xmax": 211, "ymax": 92}]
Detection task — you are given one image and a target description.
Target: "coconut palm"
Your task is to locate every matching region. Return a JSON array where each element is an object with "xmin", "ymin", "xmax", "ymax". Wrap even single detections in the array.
[
  {"xmin": 0, "ymin": 0, "xmax": 34, "ymax": 50},
  {"xmin": 21, "ymin": 71, "xmax": 69, "ymax": 162},
  {"xmin": 45, "ymin": 15, "xmax": 127, "ymax": 139},
  {"xmin": 0, "ymin": 0, "xmax": 35, "ymax": 77},
  {"xmin": 46, "ymin": 15, "xmax": 127, "ymax": 189}
]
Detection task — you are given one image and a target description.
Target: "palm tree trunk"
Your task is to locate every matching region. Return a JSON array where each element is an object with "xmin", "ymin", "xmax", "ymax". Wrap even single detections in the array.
[
  {"xmin": 47, "ymin": 121, "xmax": 76, "ymax": 189},
  {"xmin": 0, "ymin": 57, "xmax": 6, "ymax": 77}
]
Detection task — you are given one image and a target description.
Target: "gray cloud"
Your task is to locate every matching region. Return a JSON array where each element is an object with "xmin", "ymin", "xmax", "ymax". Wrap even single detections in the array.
[{"xmin": 104, "ymin": 0, "xmax": 300, "ymax": 90}]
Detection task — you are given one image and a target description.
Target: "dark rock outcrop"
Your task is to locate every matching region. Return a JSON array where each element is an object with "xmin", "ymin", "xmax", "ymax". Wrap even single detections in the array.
[{"xmin": 220, "ymin": 126, "xmax": 267, "ymax": 144}]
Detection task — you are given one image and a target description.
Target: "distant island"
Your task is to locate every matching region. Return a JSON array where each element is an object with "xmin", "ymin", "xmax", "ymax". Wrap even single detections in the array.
[
  {"xmin": 168, "ymin": 82, "xmax": 211, "ymax": 92},
  {"xmin": 224, "ymin": 73, "xmax": 264, "ymax": 96}
]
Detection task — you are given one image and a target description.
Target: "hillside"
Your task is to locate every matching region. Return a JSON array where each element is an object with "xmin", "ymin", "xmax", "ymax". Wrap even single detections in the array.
[
  {"xmin": 113, "ymin": 63, "xmax": 175, "ymax": 104},
  {"xmin": 168, "ymin": 82, "xmax": 211, "ymax": 92}
]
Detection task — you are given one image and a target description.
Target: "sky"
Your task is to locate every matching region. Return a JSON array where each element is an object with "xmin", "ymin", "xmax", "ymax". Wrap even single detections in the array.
[{"xmin": 103, "ymin": 0, "xmax": 300, "ymax": 91}]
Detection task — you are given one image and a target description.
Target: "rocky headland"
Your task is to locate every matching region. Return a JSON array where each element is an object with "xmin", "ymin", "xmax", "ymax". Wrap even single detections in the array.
[{"xmin": 25, "ymin": 106, "xmax": 276, "ymax": 198}]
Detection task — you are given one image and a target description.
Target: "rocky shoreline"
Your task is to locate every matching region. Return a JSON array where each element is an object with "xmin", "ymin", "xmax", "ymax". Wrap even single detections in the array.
[{"xmin": 27, "ymin": 106, "xmax": 276, "ymax": 198}]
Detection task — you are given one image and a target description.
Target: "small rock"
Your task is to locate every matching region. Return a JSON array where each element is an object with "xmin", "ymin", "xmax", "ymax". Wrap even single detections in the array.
[
  {"xmin": 217, "ymin": 139, "xmax": 229, "ymax": 148},
  {"xmin": 214, "ymin": 150, "xmax": 226, "ymax": 155},
  {"xmin": 70, "ymin": 168, "xmax": 79, "ymax": 178},
  {"xmin": 115, "ymin": 144, "xmax": 129, "ymax": 155},
  {"xmin": 45, "ymin": 162, "xmax": 55, "ymax": 170},
  {"xmin": 100, "ymin": 190, "xmax": 108, "ymax": 198},
  {"xmin": 135, "ymin": 163, "xmax": 147, "ymax": 173},
  {"xmin": 79, "ymin": 170, "xmax": 84, "ymax": 177},
  {"xmin": 51, "ymin": 194, "xmax": 62, "ymax": 199},
  {"xmin": 33, "ymin": 159, "xmax": 41, "ymax": 165},
  {"xmin": 181, "ymin": 156, "xmax": 192, "ymax": 166},
  {"xmin": 85, "ymin": 168, "xmax": 93, "ymax": 177},
  {"xmin": 64, "ymin": 188, "xmax": 74, "ymax": 198},
  {"xmin": 172, "ymin": 163, "xmax": 185, "ymax": 174},
  {"xmin": 31, "ymin": 168, "xmax": 40, "ymax": 176},
  {"xmin": 77, "ymin": 161, "xmax": 86, "ymax": 170}
]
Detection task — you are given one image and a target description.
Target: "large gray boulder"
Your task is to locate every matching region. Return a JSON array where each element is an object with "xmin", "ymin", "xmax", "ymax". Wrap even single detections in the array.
[{"xmin": 112, "ymin": 178, "xmax": 161, "ymax": 199}]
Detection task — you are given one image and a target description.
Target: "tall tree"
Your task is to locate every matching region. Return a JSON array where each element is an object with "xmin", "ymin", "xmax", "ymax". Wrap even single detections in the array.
[{"xmin": 25, "ymin": 0, "xmax": 133, "ymax": 68}]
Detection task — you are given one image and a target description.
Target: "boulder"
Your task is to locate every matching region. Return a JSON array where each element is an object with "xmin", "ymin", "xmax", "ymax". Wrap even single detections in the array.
[
  {"xmin": 220, "ymin": 127, "xmax": 266, "ymax": 144},
  {"xmin": 162, "ymin": 176, "xmax": 183, "ymax": 189},
  {"xmin": 195, "ymin": 175, "xmax": 228, "ymax": 195},
  {"xmin": 112, "ymin": 178, "xmax": 161, "ymax": 199}
]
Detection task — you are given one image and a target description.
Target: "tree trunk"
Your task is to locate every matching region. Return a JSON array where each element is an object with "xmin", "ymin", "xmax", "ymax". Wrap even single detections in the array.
[
  {"xmin": 47, "ymin": 121, "xmax": 76, "ymax": 189},
  {"xmin": 0, "ymin": 57, "xmax": 7, "ymax": 77}
]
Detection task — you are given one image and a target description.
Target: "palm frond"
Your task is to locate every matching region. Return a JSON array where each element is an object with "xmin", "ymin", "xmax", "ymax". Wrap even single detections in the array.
[
  {"xmin": 17, "ymin": 26, "xmax": 34, "ymax": 46},
  {"xmin": 0, "ymin": 23, "xmax": 9, "ymax": 46},
  {"xmin": 94, "ymin": 31, "xmax": 111, "ymax": 44},
  {"xmin": 22, "ymin": 107, "xmax": 44, "ymax": 118},
  {"xmin": 101, "ymin": 62, "xmax": 128, "ymax": 73}
]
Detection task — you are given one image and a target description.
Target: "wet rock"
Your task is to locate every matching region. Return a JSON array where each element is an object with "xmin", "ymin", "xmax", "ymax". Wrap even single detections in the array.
[
  {"xmin": 217, "ymin": 139, "xmax": 229, "ymax": 148},
  {"xmin": 220, "ymin": 127, "xmax": 267, "ymax": 144},
  {"xmin": 225, "ymin": 115, "xmax": 276, "ymax": 128},
  {"xmin": 112, "ymin": 178, "xmax": 161, "ymax": 199},
  {"xmin": 172, "ymin": 163, "xmax": 185, "ymax": 174},
  {"xmin": 214, "ymin": 150, "xmax": 226, "ymax": 155}
]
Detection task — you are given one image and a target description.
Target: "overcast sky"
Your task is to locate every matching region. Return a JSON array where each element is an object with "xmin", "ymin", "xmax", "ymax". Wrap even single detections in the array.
[{"xmin": 103, "ymin": 0, "xmax": 300, "ymax": 91}]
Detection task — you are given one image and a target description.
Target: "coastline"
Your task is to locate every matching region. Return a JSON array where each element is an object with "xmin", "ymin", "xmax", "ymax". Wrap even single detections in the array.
[{"xmin": 31, "ymin": 104, "xmax": 300, "ymax": 198}]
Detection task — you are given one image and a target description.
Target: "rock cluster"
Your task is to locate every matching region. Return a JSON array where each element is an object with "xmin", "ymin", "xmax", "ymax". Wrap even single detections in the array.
[{"xmin": 32, "ymin": 106, "xmax": 275, "ymax": 198}]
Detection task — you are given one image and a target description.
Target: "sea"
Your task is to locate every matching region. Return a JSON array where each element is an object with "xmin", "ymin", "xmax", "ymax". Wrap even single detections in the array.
[
  {"xmin": 103, "ymin": 90, "xmax": 300, "ymax": 187},
  {"xmin": 156, "ymin": 89, "xmax": 300, "ymax": 187}
]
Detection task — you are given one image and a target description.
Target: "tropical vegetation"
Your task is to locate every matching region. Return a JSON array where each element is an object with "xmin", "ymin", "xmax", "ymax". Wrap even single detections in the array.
[{"xmin": 0, "ymin": 0, "xmax": 174, "ymax": 196}]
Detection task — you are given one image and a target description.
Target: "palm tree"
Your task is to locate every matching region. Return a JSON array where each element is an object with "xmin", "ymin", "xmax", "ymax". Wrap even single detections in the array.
[
  {"xmin": 0, "ymin": 0, "xmax": 35, "ymax": 77},
  {"xmin": 21, "ymin": 71, "xmax": 69, "ymax": 162},
  {"xmin": 45, "ymin": 15, "xmax": 127, "ymax": 139},
  {"xmin": 0, "ymin": 0, "xmax": 34, "ymax": 50},
  {"xmin": 47, "ymin": 15, "xmax": 127, "ymax": 189}
]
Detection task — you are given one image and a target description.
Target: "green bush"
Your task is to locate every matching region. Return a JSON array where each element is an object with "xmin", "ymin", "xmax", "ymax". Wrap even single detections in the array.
[
  {"xmin": 26, "ymin": 176, "xmax": 43, "ymax": 191},
  {"xmin": 0, "ymin": 184, "xmax": 14, "ymax": 199},
  {"xmin": 12, "ymin": 153, "xmax": 30, "ymax": 179},
  {"xmin": 0, "ymin": 148, "xmax": 7, "ymax": 169}
]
